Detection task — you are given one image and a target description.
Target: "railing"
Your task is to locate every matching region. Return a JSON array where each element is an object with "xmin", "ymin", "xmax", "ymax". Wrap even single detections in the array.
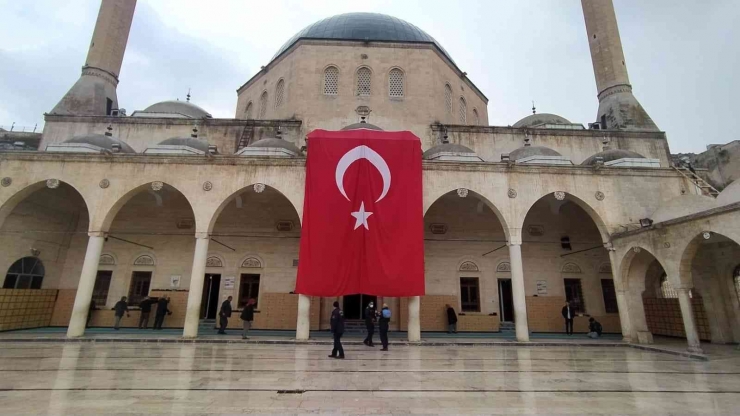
[{"xmin": 0, "ymin": 124, "xmax": 43, "ymax": 133}]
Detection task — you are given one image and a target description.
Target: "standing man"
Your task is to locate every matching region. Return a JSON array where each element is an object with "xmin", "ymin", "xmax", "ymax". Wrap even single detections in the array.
[
  {"xmin": 379, "ymin": 303, "xmax": 391, "ymax": 351},
  {"xmin": 363, "ymin": 301, "xmax": 377, "ymax": 347},
  {"xmin": 240, "ymin": 298, "xmax": 255, "ymax": 339},
  {"xmin": 562, "ymin": 301, "xmax": 574, "ymax": 335},
  {"xmin": 446, "ymin": 304, "xmax": 458, "ymax": 334},
  {"xmin": 329, "ymin": 301, "xmax": 345, "ymax": 359},
  {"xmin": 138, "ymin": 296, "xmax": 155, "ymax": 329},
  {"xmin": 218, "ymin": 296, "xmax": 233, "ymax": 335},
  {"xmin": 153, "ymin": 296, "xmax": 172, "ymax": 330},
  {"xmin": 113, "ymin": 296, "xmax": 130, "ymax": 330}
]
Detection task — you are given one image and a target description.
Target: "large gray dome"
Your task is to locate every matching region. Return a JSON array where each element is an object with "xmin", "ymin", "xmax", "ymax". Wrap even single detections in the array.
[
  {"xmin": 582, "ymin": 149, "xmax": 646, "ymax": 165},
  {"xmin": 63, "ymin": 134, "xmax": 135, "ymax": 153},
  {"xmin": 513, "ymin": 113, "xmax": 571, "ymax": 128},
  {"xmin": 509, "ymin": 145, "xmax": 562, "ymax": 161},
  {"xmin": 136, "ymin": 101, "xmax": 212, "ymax": 119},
  {"xmin": 158, "ymin": 137, "xmax": 210, "ymax": 153},
  {"xmin": 272, "ymin": 13, "xmax": 454, "ymax": 64},
  {"xmin": 248, "ymin": 137, "xmax": 302, "ymax": 154}
]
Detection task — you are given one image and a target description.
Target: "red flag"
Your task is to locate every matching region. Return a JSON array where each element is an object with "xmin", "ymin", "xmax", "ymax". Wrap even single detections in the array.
[{"xmin": 295, "ymin": 129, "xmax": 425, "ymax": 297}]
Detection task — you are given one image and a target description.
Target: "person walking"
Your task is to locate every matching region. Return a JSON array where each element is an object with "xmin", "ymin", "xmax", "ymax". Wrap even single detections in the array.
[
  {"xmin": 329, "ymin": 301, "xmax": 345, "ymax": 359},
  {"xmin": 446, "ymin": 304, "xmax": 458, "ymax": 334},
  {"xmin": 153, "ymin": 296, "xmax": 172, "ymax": 330},
  {"xmin": 240, "ymin": 298, "xmax": 255, "ymax": 339},
  {"xmin": 587, "ymin": 317, "xmax": 603, "ymax": 339},
  {"xmin": 562, "ymin": 301, "xmax": 574, "ymax": 335},
  {"xmin": 113, "ymin": 296, "xmax": 129, "ymax": 330},
  {"xmin": 363, "ymin": 301, "xmax": 377, "ymax": 347},
  {"xmin": 138, "ymin": 296, "xmax": 155, "ymax": 329},
  {"xmin": 379, "ymin": 303, "xmax": 391, "ymax": 351},
  {"xmin": 218, "ymin": 296, "xmax": 233, "ymax": 334}
]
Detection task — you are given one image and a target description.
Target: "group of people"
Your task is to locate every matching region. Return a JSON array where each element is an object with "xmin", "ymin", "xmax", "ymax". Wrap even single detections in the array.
[
  {"xmin": 562, "ymin": 301, "xmax": 602, "ymax": 338},
  {"xmin": 104, "ymin": 296, "xmax": 172, "ymax": 330},
  {"xmin": 329, "ymin": 301, "xmax": 392, "ymax": 359},
  {"xmin": 217, "ymin": 296, "xmax": 256, "ymax": 339}
]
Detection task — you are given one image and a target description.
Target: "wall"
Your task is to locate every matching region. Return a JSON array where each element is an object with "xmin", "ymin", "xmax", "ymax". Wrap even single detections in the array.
[
  {"xmin": 0, "ymin": 289, "xmax": 57, "ymax": 331},
  {"xmin": 693, "ymin": 141, "xmax": 740, "ymax": 190},
  {"xmin": 644, "ymin": 297, "xmax": 711, "ymax": 341}
]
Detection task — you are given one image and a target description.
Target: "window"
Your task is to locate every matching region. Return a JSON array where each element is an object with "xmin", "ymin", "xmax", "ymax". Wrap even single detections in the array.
[
  {"xmin": 239, "ymin": 274, "xmax": 260, "ymax": 308},
  {"xmin": 659, "ymin": 273, "xmax": 678, "ymax": 298},
  {"xmin": 473, "ymin": 108, "xmax": 480, "ymax": 126},
  {"xmin": 106, "ymin": 98, "xmax": 113, "ymax": 116},
  {"xmin": 259, "ymin": 92, "xmax": 268, "ymax": 118},
  {"xmin": 244, "ymin": 102, "xmax": 253, "ymax": 119},
  {"xmin": 3, "ymin": 257, "xmax": 44, "ymax": 289},
  {"xmin": 600, "ymin": 279, "xmax": 618, "ymax": 314},
  {"xmin": 444, "ymin": 84, "xmax": 453, "ymax": 114},
  {"xmin": 128, "ymin": 271, "xmax": 151, "ymax": 305},
  {"xmin": 324, "ymin": 66, "xmax": 339, "ymax": 95},
  {"xmin": 388, "ymin": 68, "xmax": 404, "ymax": 97},
  {"xmin": 563, "ymin": 278, "xmax": 585, "ymax": 313},
  {"xmin": 458, "ymin": 97, "xmax": 467, "ymax": 124},
  {"xmin": 275, "ymin": 79, "xmax": 285, "ymax": 108},
  {"xmin": 356, "ymin": 67, "xmax": 371, "ymax": 96},
  {"xmin": 460, "ymin": 277, "xmax": 480, "ymax": 312},
  {"xmin": 92, "ymin": 270, "xmax": 112, "ymax": 306}
]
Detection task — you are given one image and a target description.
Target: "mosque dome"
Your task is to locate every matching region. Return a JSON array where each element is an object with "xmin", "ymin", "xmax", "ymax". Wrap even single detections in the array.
[
  {"xmin": 581, "ymin": 149, "xmax": 646, "ymax": 165},
  {"xmin": 423, "ymin": 143, "xmax": 482, "ymax": 162},
  {"xmin": 62, "ymin": 134, "xmax": 136, "ymax": 153},
  {"xmin": 341, "ymin": 121, "xmax": 383, "ymax": 131},
  {"xmin": 158, "ymin": 137, "xmax": 210, "ymax": 153},
  {"xmin": 248, "ymin": 137, "xmax": 303, "ymax": 155},
  {"xmin": 513, "ymin": 113, "xmax": 571, "ymax": 128},
  {"xmin": 509, "ymin": 145, "xmax": 562, "ymax": 161},
  {"xmin": 134, "ymin": 100, "xmax": 212, "ymax": 119},
  {"xmin": 272, "ymin": 13, "xmax": 454, "ymax": 64}
]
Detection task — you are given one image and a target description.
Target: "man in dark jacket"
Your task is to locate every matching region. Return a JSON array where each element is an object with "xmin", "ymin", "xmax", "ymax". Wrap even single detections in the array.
[
  {"xmin": 153, "ymin": 296, "xmax": 172, "ymax": 330},
  {"xmin": 363, "ymin": 301, "xmax": 376, "ymax": 347},
  {"xmin": 562, "ymin": 301, "xmax": 574, "ymax": 335},
  {"xmin": 218, "ymin": 296, "xmax": 232, "ymax": 334},
  {"xmin": 329, "ymin": 301, "xmax": 345, "ymax": 359},
  {"xmin": 240, "ymin": 298, "xmax": 255, "ymax": 339},
  {"xmin": 113, "ymin": 296, "xmax": 130, "ymax": 330},
  {"xmin": 446, "ymin": 304, "xmax": 458, "ymax": 333},
  {"xmin": 379, "ymin": 303, "xmax": 391, "ymax": 351},
  {"xmin": 138, "ymin": 297, "xmax": 155, "ymax": 329},
  {"xmin": 587, "ymin": 317, "xmax": 603, "ymax": 339}
]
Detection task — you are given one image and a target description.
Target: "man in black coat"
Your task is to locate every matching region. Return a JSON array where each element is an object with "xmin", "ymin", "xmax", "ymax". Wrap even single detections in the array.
[
  {"xmin": 113, "ymin": 296, "xmax": 129, "ymax": 330},
  {"xmin": 138, "ymin": 296, "xmax": 155, "ymax": 329},
  {"xmin": 363, "ymin": 301, "xmax": 376, "ymax": 347},
  {"xmin": 218, "ymin": 296, "xmax": 233, "ymax": 334},
  {"xmin": 153, "ymin": 296, "xmax": 172, "ymax": 330},
  {"xmin": 446, "ymin": 304, "xmax": 458, "ymax": 334},
  {"xmin": 562, "ymin": 301, "xmax": 574, "ymax": 335},
  {"xmin": 329, "ymin": 301, "xmax": 345, "ymax": 359},
  {"xmin": 240, "ymin": 298, "xmax": 255, "ymax": 339}
]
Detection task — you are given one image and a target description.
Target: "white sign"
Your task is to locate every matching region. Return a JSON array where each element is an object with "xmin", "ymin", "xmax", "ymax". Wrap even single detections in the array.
[
  {"xmin": 224, "ymin": 276, "xmax": 235, "ymax": 290},
  {"xmin": 536, "ymin": 280, "xmax": 547, "ymax": 295},
  {"xmin": 170, "ymin": 275, "xmax": 181, "ymax": 288}
]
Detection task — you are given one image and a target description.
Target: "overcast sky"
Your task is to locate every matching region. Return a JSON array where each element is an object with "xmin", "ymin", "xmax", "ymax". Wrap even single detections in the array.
[{"xmin": 1, "ymin": 0, "xmax": 738, "ymax": 153}]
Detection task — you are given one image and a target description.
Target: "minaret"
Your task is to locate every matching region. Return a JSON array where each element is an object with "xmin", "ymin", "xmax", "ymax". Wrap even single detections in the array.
[
  {"xmin": 581, "ymin": 0, "xmax": 658, "ymax": 131},
  {"xmin": 50, "ymin": 0, "xmax": 136, "ymax": 116}
]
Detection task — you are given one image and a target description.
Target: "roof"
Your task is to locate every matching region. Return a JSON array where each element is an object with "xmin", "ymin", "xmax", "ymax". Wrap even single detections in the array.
[
  {"xmin": 422, "ymin": 143, "xmax": 476, "ymax": 159},
  {"xmin": 248, "ymin": 137, "xmax": 302, "ymax": 154},
  {"xmin": 513, "ymin": 113, "xmax": 571, "ymax": 128},
  {"xmin": 158, "ymin": 137, "xmax": 210, "ymax": 152},
  {"xmin": 63, "ymin": 134, "xmax": 136, "ymax": 153},
  {"xmin": 509, "ymin": 145, "xmax": 562, "ymax": 161},
  {"xmin": 134, "ymin": 100, "xmax": 212, "ymax": 119},
  {"xmin": 581, "ymin": 149, "xmax": 646, "ymax": 165}
]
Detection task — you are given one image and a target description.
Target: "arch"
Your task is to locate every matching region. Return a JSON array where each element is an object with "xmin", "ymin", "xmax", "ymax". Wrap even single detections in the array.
[
  {"xmin": 244, "ymin": 101, "xmax": 253, "ymax": 119},
  {"xmin": 99, "ymin": 253, "xmax": 117, "ymax": 266},
  {"xmin": 618, "ymin": 245, "xmax": 668, "ymax": 292},
  {"xmin": 206, "ymin": 255, "xmax": 224, "ymax": 268},
  {"xmin": 444, "ymin": 83, "xmax": 453, "ymax": 115},
  {"xmin": 496, "ymin": 261, "xmax": 511, "ymax": 272},
  {"xmin": 0, "ymin": 179, "xmax": 92, "ymax": 230},
  {"xmin": 323, "ymin": 65, "xmax": 339, "ymax": 95},
  {"xmin": 472, "ymin": 108, "xmax": 480, "ymax": 126},
  {"xmin": 518, "ymin": 191, "xmax": 610, "ymax": 244},
  {"xmin": 133, "ymin": 254, "xmax": 156, "ymax": 266},
  {"xmin": 239, "ymin": 254, "xmax": 264, "ymax": 269},
  {"xmin": 678, "ymin": 231, "xmax": 740, "ymax": 288},
  {"xmin": 458, "ymin": 260, "xmax": 479, "ymax": 272},
  {"xmin": 4, "ymin": 257, "xmax": 45, "ymax": 289},
  {"xmin": 274, "ymin": 79, "xmax": 285, "ymax": 108},
  {"xmin": 388, "ymin": 67, "xmax": 405, "ymax": 98},
  {"xmin": 458, "ymin": 96, "xmax": 467, "ymax": 124},
  {"xmin": 207, "ymin": 183, "xmax": 302, "ymax": 234},
  {"xmin": 356, "ymin": 66, "xmax": 372, "ymax": 96},
  {"xmin": 561, "ymin": 262, "xmax": 583, "ymax": 274},
  {"xmin": 259, "ymin": 91, "xmax": 268, "ymax": 118},
  {"xmin": 423, "ymin": 187, "xmax": 511, "ymax": 242}
]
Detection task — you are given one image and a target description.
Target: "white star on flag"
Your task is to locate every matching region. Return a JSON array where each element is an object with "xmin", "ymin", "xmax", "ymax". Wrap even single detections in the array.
[{"xmin": 351, "ymin": 201, "xmax": 373, "ymax": 230}]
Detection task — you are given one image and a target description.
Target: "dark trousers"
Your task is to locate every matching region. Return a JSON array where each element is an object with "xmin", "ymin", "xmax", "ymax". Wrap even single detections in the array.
[
  {"xmin": 219, "ymin": 315, "xmax": 228, "ymax": 333},
  {"xmin": 379, "ymin": 322, "xmax": 389, "ymax": 349},
  {"xmin": 154, "ymin": 313, "xmax": 165, "ymax": 329},
  {"xmin": 565, "ymin": 318, "xmax": 574, "ymax": 335},
  {"xmin": 364, "ymin": 322, "xmax": 375, "ymax": 345},
  {"xmin": 332, "ymin": 332, "xmax": 345, "ymax": 357},
  {"xmin": 139, "ymin": 312, "xmax": 150, "ymax": 329}
]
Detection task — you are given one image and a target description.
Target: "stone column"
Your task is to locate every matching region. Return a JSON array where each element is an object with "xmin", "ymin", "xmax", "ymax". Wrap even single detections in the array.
[
  {"xmin": 677, "ymin": 288, "xmax": 703, "ymax": 353},
  {"xmin": 407, "ymin": 296, "xmax": 421, "ymax": 342},
  {"xmin": 183, "ymin": 234, "xmax": 209, "ymax": 338},
  {"xmin": 67, "ymin": 232, "xmax": 106, "ymax": 337},
  {"xmin": 509, "ymin": 243, "xmax": 530, "ymax": 342},
  {"xmin": 615, "ymin": 289, "xmax": 633, "ymax": 342},
  {"xmin": 296, "ymin": 294, "xmax": 311, "ymax": 340}
]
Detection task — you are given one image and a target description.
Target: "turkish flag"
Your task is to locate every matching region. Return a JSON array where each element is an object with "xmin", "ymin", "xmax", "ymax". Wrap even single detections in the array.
[{"xmin": 295, "ymin": 129, "xmax": 425, "ymax": 297}]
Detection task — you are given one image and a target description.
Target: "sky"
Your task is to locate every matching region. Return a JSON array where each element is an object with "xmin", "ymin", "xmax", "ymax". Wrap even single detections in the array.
[{"xmin": 1, "ymin": 0, "xmax": 738, "ymax": 153}]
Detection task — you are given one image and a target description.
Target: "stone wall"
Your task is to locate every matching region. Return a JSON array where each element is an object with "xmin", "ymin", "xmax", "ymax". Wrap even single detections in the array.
[
  {"xmin": 525, "ymin": 295, "xmax": 621, "ymax": 333},
  {"xmin": 0, "ymin": 289, "xmax": 57, "ymax": 331},
  {"xmin": 644, "ymin": 297, "xmax": 711, "ymax": 341}
]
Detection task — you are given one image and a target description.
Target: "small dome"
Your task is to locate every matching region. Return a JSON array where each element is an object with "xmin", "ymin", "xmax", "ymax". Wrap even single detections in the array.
[
  {"xmin": 582, "ymin": 149, "xmax": 646, "ymax": 165},
  {"xmin": 509, "ymin": 145, "xmax": 562, "ymax": 161},
  {"xmin": 341, "ymin": 122, "xmax": 383, "ymax": 131},
  {"xmin": 136, "ymin": 100, "xmax": 212, "ymax": 119},
  {"xmin": 423, "ymin": 143, "xmax": 476, "ymax": 159},
  {"xmin": 158, "ymin": 137, "xmax": 210, "ymax": 153},
  {"xmin": 63, "ymin": 134, "xmax": 135, "ymax": 153},
  {"xmin": 513, "ymin": 113, "xmax": 571, "ymax": 128},
  {"xmin": 248, "ymin": 137, "xmax": 302, "ymax": 155}
]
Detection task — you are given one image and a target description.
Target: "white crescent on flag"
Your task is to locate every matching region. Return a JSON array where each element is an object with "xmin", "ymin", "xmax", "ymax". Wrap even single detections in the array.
[{"xmin": 335, "ymin": 145, "xmax": 391, "ymax": 203}]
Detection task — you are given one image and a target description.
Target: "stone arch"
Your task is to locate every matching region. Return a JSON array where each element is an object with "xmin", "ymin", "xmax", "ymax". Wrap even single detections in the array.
[
  {"xmin": 133, "ymin": 253, "xmax": 156, "ymax": 266},
  {"xmin": 207, "ymin": 183, "xmax": 303, "ymax": 234},
  {"xmin": 496, "ymin": 261, "xmax": 511, "ymax": 273},
  {"xmin": 98, "ymin": 253, "xmax": 117, "ymax": 267},
  {"xmin": 0, "ymin": 179, "xmax": 92, "ymax": 229},
  {"xmin": 206, "ymin": 254, "xmax": 225, "ymax": 268},
  {"xmin": 678, "ymin": 231, "xmax": 740, "ymax": 288},
  {"xmin": 423, "ymin": 187, "xmax": 511, "ymax": 242},
  {"xmin": 561, "ymin": 262, "xmax": 583, "ymax": 274},
  {"xmin": 619, "ymin": 245, "xmax": 668, "ymax": 291},
  {"xmin": 239, "ymin": 254, "xmax": 264, "ymax": 269},
  {"xmin": 518, "ymin": 191, "xmax": 610, "ymax": 243},
  {"xmin": 458, "ymin": 260, "xmax": 479, "ymax": 272},
  {"xmin": 618, "ymin": 245, "xmax": 669, "ymax": 342}
]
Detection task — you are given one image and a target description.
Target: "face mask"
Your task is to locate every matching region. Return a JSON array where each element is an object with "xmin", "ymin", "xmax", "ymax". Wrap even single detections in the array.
[{"xmin": 369, "ymin": 303, "xmax": 374, "ymax": 308}]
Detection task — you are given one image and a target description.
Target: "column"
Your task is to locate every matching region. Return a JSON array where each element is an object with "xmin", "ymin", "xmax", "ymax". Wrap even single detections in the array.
[
  {"xmin": 407, "ymin": 296, "xmax": 420, "ymax": 342},
  {"xmin": 615, "ymin": 290, "xmax": 633, "ymax": 342},
  {"xmin": 296, "ymin": 294, "xmax": 311, "ymax": 340},
  {"xmin": 677, "ymin": 288, "xmax": 703, "ymax": 353},
  {"xmin": 183, "ymin": 234, "xmax": 210, "ymax": 338},
  {"xmin": 508, "ymin": 243, "xmax": 530, "ymax": 342},
  {"xmin": 67, "ymin": 233, "xmax": 106, "ymax": 337}
]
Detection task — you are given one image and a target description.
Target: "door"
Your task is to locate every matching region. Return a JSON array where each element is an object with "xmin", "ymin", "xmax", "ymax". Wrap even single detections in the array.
[
  {"xmin": 200, "ymin": 274, "xmax": 221, "ymax": 319},
  {"xmin": 498, "ymin": 279, "xmax": 514, "ymax": 322},
  {"xmin": 343, "ymin": 294, "xmax": 377, "ymax": 320}
]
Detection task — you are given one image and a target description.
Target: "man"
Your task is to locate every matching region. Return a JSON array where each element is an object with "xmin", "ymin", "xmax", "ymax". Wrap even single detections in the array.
[
  {"xmin": 379, "ymin": 303, "xmax": 391, "ymax": 351},
  {"xmin": 113, "ymin": 296, "xmax": 130, "ymax": 330},
  {"xmin": 562, "ymin": 301, "xmax": 574, "ymax": 335},
  {"xmin": 363, "ymin": 301, "xmax": 377, "ymax": 347},
  {"xmin": 138, "ymin": 296, "xmax": 155, "ymax": 329},
  {"xmin": 240, "ymin": 298, "xmax": 255, "ymax": 339},
  {"xmin": 446, "ymin": 304, "xmax": 458, "ymax": 334},
  {"xmin": 329, "ymin": 301, "xmax": 345, "ymax": 359},
  {"xmin": 587, "ymin": 317, "xmax": 603, "ymax": 339},
  {"xmin": 218, "ymin": 296, "xmax": 233, "ymax": 334},
  {"xmin": 153, "ymin": 296, "xmax": 172, "ymax": 330}
]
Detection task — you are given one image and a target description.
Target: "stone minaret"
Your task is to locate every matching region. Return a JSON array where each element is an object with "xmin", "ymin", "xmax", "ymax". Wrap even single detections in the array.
[
  {"xmin": 581, "ymin": 0, "xmax": 658, "ymax": 131},
  {"xmin": 51, "ymin": 0, "xmax": 137, "ymax": 116}
]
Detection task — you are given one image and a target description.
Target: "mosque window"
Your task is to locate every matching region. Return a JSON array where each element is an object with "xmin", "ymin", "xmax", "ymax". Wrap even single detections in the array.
[
  {"xmin": 601, "ymin": 279, "xmax": 618, "ymax": 313},
  {"xmin": 460, "ymin": 277, "xmax": 480, "ymax": 312},
  {"xmin": 356, "ymin": 67, "xmax": 371, "ymax": 96},
  {"xmin": 245, "ymin": 102, "xmax": 253, "ymax": 120},
  {"xmin": 239, "ymin": 274, "xmax": 261, "ymax": 308},
  {"xmin": 458, "ymin": 97, "xmax": 467, "ymax": 124},
  {"xmin": 128, "ymin": 271, "xmax": 152, "ymax": 305},
  {"xmin": 659, "ymin": 274, "xmax": 678, "ymax": 299},
  {"xmin": 473, "ymin": 108, "xmax": 480, "ymax": 126},
  {"xmin": 3, "ymin": 257, "xmax": 44, "ymax": 289},
  {"xmin": 259, "ymin": 91, "xmax": 268, "ymax": 118},
  {"xmin": 388, "ymin": 68, "xmax": 404, "ymax": 98},
  {"xmin": 92, "ymin": 270, "xmax": 112, "ymax": 306},
  {"xmin": 444, "ymin": 84, "xmax": 453, "ymax": 115},
  {"xmin": 324, "ymin": 66, "xmax": 339, "ymax": 95},
  {"xmin": 564, "ymin": 278, "xmax": 585, "ymax": 313},
  {"xmin": 275, "ymin": 79, "xmax": 285, "ymax": 108}
]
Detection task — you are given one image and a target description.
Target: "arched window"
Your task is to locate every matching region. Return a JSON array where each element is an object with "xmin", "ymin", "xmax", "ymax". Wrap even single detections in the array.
[
  {"xmin": 734, "ymin": 265, "xmax": 740, "ymax": 303},
  {"xmin": 259, "ymin": 91, "xmax": 268, "ymax": 118},
  {"xmin": 275, "ymin": 79, "xmax": 285, "ymax": 108},
  {"xmin": 356, "ymin": 67, "xmax": 371, "ymax": 96},
  {"xmin": 444, "ymin": 84, "xmax": 453, "ymax": 115},
  {"xmin": 4, "ymin": 257, "xmax": 44, "ymax": 289},
  {"xmin": 458, "ymin": 97, "xmax": 467, "ymax": 124},
  {"xmin": 244, "ymin": 102, "xmax": 253, "ymax": 120},
  {"xmin": 388, "ymin": 68, "xmax": 404, "ymax": 97},
  {"xmin": 660, "ymin": 274, "xmax": 678, "ymax": 299},
  {"xmin": 324, "ymin": 66, "xmax": 339, "ymax": 95},
  {"xmin": 473, "ymin": 108, "xmax": 480, "ymax": 126}
]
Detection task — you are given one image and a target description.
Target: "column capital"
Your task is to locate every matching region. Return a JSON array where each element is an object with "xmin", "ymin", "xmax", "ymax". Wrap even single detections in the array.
[
  {"xmin": 603, "ymin": 242, "xmax": 616, "ymax": 251},
  {"xmin": 88, "ymin": 231, "xmax": 107, "ymax": 238},
  {"xmin": 194, "ymin": 232, "xmax": 210, "ymax": 239}
]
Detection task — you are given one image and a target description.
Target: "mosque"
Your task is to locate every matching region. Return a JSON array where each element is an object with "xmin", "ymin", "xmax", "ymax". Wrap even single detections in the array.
[{"xmin": 1, "ymin": 0, "xmax": 739, "ymax": 353}]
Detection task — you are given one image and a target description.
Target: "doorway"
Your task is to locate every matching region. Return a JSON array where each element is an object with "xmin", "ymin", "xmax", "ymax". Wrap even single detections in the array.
[
  {"xmin": 343, "ymin": 294, "xmax": 377, "ymax": 320},
  {"xmin": 200, "ymin": 274, "xmax": 221, "ymax": 319},
  {"xmin": 498, "ymin": 279, "xmax": 514, "ymax": 322}
]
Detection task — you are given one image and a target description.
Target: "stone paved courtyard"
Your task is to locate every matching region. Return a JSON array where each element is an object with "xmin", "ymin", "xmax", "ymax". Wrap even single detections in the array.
[{"xmin": 0, "ymin": 341, "xmax": 738, "ymax": 415}]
